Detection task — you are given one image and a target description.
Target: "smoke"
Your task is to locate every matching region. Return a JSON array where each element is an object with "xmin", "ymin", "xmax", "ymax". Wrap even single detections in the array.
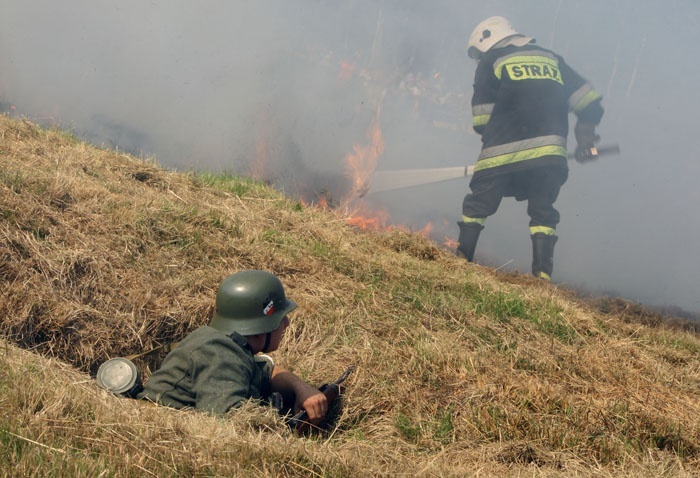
[{"xmin": 2, "ymin": 0, "xmax": 699, "ymax": 315}]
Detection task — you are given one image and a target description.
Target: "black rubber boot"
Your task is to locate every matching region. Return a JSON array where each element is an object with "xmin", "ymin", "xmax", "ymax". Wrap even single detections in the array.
[
  {"xmin": 456, "ymin": 221, "xmax": 484, "ymax": 262},
  {"xmin": 531, "ymin": 233, "xmax": 558, "ymax": 280}
]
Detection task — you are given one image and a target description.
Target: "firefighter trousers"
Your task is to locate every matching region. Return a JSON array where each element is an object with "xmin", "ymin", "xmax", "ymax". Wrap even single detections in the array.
[{"xmin": 461, "ymin": 165, "xmax": 568, "ymax": 229}]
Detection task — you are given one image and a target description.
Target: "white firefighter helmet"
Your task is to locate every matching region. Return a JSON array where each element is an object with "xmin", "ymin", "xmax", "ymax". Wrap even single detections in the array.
[{"xmin": 467, "ymin": 16, "xmax": 533, "ymax": 59}]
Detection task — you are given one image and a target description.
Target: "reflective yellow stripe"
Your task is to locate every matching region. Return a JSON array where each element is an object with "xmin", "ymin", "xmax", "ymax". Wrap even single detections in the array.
[
  {"xmin": 573, "ymin": 89, "xmax": 602, "ymax": 113},
  {"xmin": 474, "ymin": 144, "xmax": 567, "ymax": 172},
  {"xmin": 462, "ymin": 216, "xmax": 485, "ymax": 225},
  {"xmin": 473, "ymin": 114, "xmax": 490, "ymax": 127},
  {"xmin": 472, "ymin": 103, "xmax": 494, "ymax": 116},
  {"xmin": 481, "ymin": 135, "xmax": 565, "ymax": 157},
  {"xmin": 530, "ymin": 226, "xmax": 556, "ymax": 235}
]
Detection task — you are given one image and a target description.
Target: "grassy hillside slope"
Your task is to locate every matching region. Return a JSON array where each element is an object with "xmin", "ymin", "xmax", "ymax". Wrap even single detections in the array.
[{"xmin": 1, "ymin": 114, "xmax": 699, "ymax": 477}]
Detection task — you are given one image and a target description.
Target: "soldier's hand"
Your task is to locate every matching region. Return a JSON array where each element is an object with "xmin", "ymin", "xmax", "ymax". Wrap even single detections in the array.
[{"xmin": 295, "ymin": 384, "xmax": 328, "ymax": 423}]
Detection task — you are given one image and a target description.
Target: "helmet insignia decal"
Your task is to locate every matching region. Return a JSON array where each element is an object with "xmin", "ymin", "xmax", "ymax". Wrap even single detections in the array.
[{"xmin": 263, "ymin": 299, "xmax": 275, "ymax": 316}]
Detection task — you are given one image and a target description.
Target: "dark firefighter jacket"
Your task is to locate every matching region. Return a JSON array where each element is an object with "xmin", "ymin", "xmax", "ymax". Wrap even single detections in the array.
[{"xmin": 471, "ymin": 43, "xmax": 604, "ymax": 178}]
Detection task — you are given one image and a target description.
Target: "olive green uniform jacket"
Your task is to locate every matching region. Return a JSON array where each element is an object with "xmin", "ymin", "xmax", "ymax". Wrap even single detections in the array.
[{"xmin": 137, "ymin": 325, "xmax": 273, "ymax": 415}]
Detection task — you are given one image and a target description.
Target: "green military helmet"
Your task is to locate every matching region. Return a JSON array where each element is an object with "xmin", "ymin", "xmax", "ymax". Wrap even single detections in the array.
[{"xmin": 210, "ymin": 270, "xmax": 297, "ymax": 336}]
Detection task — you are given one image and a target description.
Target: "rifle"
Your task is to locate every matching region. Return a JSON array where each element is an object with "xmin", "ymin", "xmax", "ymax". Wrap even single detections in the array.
[{"xmin": 287, "ymin": 365, "xmax": 356, "ymax": 434}]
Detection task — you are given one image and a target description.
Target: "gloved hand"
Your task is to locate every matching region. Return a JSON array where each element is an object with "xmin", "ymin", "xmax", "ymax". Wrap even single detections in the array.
[{"xmin": 574, "ymin": 122, "xmax": 599, "ymax": 163}]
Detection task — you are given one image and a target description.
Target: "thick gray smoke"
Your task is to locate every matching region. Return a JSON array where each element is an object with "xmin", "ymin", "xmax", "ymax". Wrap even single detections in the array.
[{"xmin": 2, "ymin": 1, "xmax": 699, "ymax": 315}]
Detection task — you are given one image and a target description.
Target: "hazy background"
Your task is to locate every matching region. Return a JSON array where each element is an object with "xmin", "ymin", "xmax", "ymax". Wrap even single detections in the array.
[{"xmin": 2, "ymin": 0, "xmax": 698, "ymax": 315}]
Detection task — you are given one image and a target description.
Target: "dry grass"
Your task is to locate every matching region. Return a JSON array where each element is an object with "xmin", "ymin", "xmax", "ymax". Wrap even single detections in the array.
[{"xmin": 1, "ymin": 114, "xmax": 700, "ymax": 476}]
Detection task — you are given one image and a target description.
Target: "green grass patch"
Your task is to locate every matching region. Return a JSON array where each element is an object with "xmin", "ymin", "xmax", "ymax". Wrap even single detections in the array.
[
  {"xmin": 394, "ymin": 412, "xmax": 422, "ymax": 442},
  {"xmin": 194, "ymin": 171, "xmax": 268, "ymax": 197},
  {"xmin": 471, "ymin": 290, "xmax": 530, "ymax": 324},
  {"xmin": 528, "ymin": 313, "xmax": 579, "ymax": 344},
  {"xmin": 0, "ymin": 168, "xmax": 26, "ymax": 193},
  {"xmin": 433, "ymin": 405, "xmax": 455, "ymax": 444}
]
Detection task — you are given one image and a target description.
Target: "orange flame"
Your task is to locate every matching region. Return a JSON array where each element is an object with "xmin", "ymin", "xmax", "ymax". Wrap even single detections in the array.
[
  {"xmin": 338, "ymin": 93, "xmax": 393, "ymax": 231},
  {"xmin": 330, "ymin": 92, "xmax": 460, "ymax": 253},
  {"xmin": 250, "ymin": 109, "xmax": 272, "ymax": 180},
  {"xmin": 317, "ymin": 195, "xmax": 330, "ymax": 210},
  {"xmin": 346, "ymin": 202, "xmax": 391, "ymax": 230},
  {"xmin": 343, "ymin": 91, "xmax": 386, "ymax": 203},
  {"xmin": 340, "ymin": 92, "xmax": 448, "ymax": 240},
  {"xmin": 415, "ymin": 221, "xmax": 434, "ymax": 236},
  {"xmin": 247, "ymin": 94, "xmax": 459, "ymax": 250},
  {"xmin": 443, "ymin": 237, "xmax": 458, "ymax": 249}
]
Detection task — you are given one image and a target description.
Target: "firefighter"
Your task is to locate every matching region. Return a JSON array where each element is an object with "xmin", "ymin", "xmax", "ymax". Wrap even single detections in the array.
[
  {"xmin": 138, "ymin": 270, "xmax": 328, "ymax": 421},
  {"xmin": 457, "ymin": 16, "xmax": 604, "ymax": 280}
]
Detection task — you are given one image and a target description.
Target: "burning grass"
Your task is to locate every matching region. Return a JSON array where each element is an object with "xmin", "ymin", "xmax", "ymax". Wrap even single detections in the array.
[{"xmin": 1, "ymin": 114, "xmax": 700, "ymax": 476}]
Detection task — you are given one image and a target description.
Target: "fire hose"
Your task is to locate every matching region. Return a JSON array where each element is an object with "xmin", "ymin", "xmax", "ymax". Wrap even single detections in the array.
[{"xmin": 358, "ymin": 143, "xmax": 620, "ymax": 197}]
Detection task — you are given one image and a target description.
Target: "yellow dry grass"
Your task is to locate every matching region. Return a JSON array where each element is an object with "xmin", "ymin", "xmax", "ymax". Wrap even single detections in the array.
[{"xmin": 1, "ymin": 114, "xmax": 700, "ymax": 477}]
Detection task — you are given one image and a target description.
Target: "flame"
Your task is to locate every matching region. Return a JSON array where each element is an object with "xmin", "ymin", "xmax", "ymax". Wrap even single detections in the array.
[
  {"xmin": 337, "ymin": 92, "xmax": 393, "ymax": 231},
  {"xmin": 317, "ymin": 195, "xmax": 330, "ymax": 210},
  {"xmin": 443, "ymin": 237, "xmax": 458, "ymax": 249},
  {"xmin": 339, "ymin": 92, "xmax": 460, "ymax": 247},
  {"xmin": 345, "ymin": 202, "xmax": 391, "ymax": 230},
  {"xmin": 235, "ymin": 86, "xmax": 457, "ymax": 252},
  {"xmin": 416, "ymin": 222, "xmax": 434, "ymax": 236},
  {"xmin": 245, "ymin": 88, "xmax": 460, "ymax": 252},
  {"xmin": 343, "ymin": 91, "xmax": 386, "ymax": 202},
  {"xmin": 250, "ymin": 109, "xmax": 272, "ymax": 180},
  {"xmin": 438, "ymin": 217, "xmax": 458, "ymax": 249}
]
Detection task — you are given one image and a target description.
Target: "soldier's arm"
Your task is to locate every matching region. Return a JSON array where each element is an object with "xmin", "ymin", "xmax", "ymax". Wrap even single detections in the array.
[{"xmin": 270, "ymin": 366, "xmax": 328, "ymax": 422}]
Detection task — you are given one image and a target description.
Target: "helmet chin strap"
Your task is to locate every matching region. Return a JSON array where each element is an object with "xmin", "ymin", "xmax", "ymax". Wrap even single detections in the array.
[{"xmin": 262, "ymin": 332, "xmax": 272, "ymax": 353}]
